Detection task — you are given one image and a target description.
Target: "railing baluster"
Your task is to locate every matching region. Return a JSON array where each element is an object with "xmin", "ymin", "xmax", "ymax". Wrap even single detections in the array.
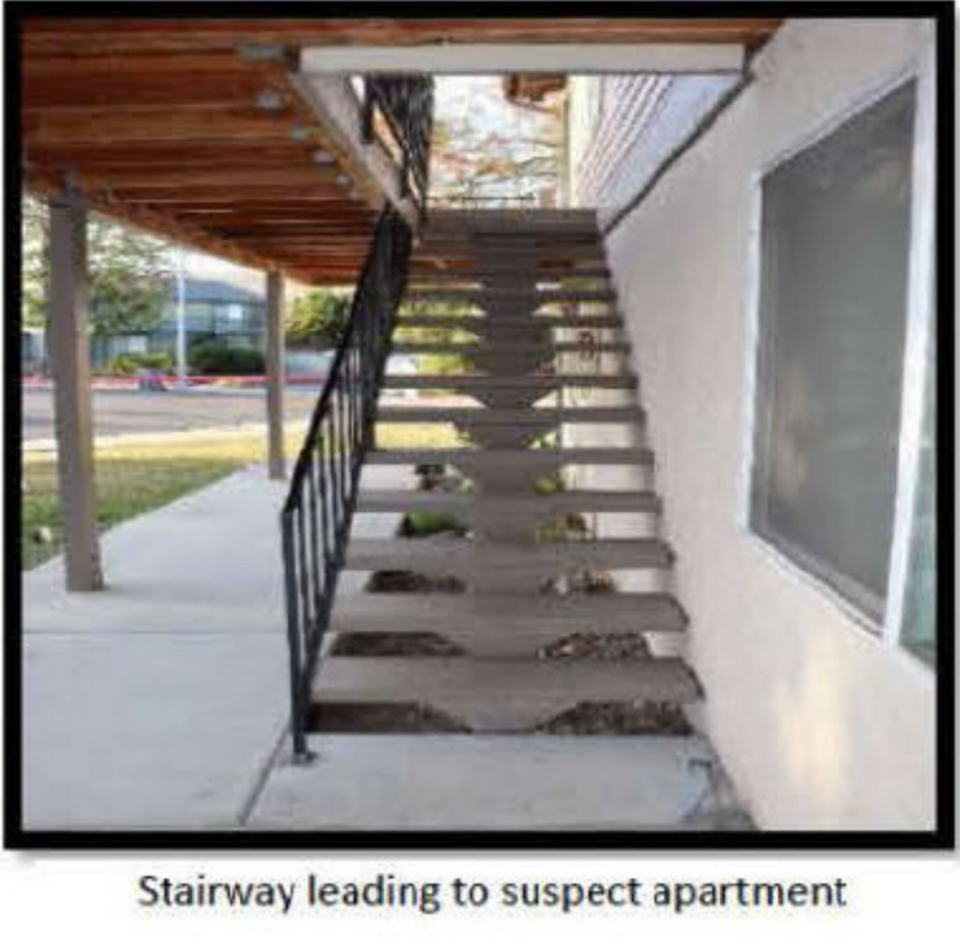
[
  {"xmin": 364, "ymin": 75, "xmax": 433, "ymax": 212},
  {"xmin": 305, "ymin": 453, "xmax": 322, "ymax": 622},
  {"xmin": 279, "ymin": 190, "xmax": 420, "ymax": 757},
  {"xmin": 294, "ymin": 505, "xmax": 312, "ymax": 650}
]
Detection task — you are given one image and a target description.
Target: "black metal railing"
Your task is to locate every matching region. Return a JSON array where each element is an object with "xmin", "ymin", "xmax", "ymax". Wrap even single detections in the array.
[
  {"xmin": 281, "ymin": 207, "xmax": 413, "ymax": 759},
  {"xmin": 361, "ymin": 74, "xmax": 434, "ymax": 210}
]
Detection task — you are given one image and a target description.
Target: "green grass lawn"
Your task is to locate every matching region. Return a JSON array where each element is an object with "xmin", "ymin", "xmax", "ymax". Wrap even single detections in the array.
[{"xmin": 22, "ymin": 421, "xmax": 462, "ymax": 570}]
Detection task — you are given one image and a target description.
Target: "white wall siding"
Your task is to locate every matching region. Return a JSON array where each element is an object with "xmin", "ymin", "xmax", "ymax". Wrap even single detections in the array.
[
  {"xmin": 573, "ymin": 74, "xmax": 739, "ymax": 220},
  {"xmin": 587, "ymin": 18, "xmax": 937, "ymax": 829}
]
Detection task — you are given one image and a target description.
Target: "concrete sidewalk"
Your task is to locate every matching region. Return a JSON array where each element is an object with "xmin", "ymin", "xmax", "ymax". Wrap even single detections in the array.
[{"xmin": 22, "ymin": 464, "xmax": 408, "ymax": 830}]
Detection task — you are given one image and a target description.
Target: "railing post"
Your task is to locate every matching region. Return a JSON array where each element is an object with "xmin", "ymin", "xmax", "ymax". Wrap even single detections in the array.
[
  {"xmin": 48, "ymin": 189, "xmax": 104, "ymax": 592},
  {"xmin": 281, "ymin": 512, "xmax": 312, "ymax": 762},
  {"xmin": 265, "ymin": 269, "xmax": 286, "ymax": 480}
]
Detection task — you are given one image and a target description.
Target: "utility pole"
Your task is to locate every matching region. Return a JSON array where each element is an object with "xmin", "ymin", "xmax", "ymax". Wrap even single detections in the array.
[{"xmin": 175, "ymin": 246, "xmax": 188, "ymax": 385}]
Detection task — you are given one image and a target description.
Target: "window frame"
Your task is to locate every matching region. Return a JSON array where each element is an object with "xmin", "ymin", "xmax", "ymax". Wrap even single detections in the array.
[{"xmin": 738, "ymin": 40, "xmax": 937, "ymax": 663}]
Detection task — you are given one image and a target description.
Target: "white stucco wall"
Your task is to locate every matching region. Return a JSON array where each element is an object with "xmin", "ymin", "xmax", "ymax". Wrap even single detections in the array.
[{"xmin": 593, "ymin": 18, "xmax": 937, "ymax": 829}]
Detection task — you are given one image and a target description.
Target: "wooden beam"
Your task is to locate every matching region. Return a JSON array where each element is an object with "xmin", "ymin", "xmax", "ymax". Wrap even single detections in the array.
[
  {"xmin": 23, "ymin": 71, "xmax": 292, "ymax": 111},
  {"xmin": 23, "ymin": 110, "xmax": 316, "ymax": 145},
  {"xmin": 22, "ymin": 51, "xmax": 280, "ymax": 77},
  {"xmin": 22, "ymin": 19, "xmax": 783, "ymax": 53},
  {"xmin": 26, "ymin": 142, "xmax": 323, "ymax": 165},
  {"xmin": 288, "ymin": 71, "xmax": 413, "ymax": 225},
  {"xmin": 27, "ymin": 170, "xmax": 295, "ymax": 274},
  {"xmin": 216, "ymin": 221, "xmax": 374, "ymax": 231},
  {"xmin": 102, "ymin": 184, "xmax": 359, "ymax": 200},
  {"xmin": 72, "ymin": 166, "xmax": 340, "ymax": 189},
  {"xmin": 233, "ymin": 236, "xmax": 374, "ymax": 246},
  {"xmin": 176, "ymin": 215, "xmax": 369, "ymax": 227},
  {"xmin": 152, "ymin": 199, "xmax": 364, "ymax": 209},
  {"xmin": 47, "ymin": 192, "xmax": 103, "ymax": 592}
]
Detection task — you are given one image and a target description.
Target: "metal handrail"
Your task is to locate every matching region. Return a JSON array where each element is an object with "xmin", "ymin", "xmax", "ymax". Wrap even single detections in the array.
[
  {"xmin": 361, "ymin": 74, "xmax": 434, "ymax": 210},
  {"xmin": 280, "ymin": 206, "xmax": 413, "ymax": 759}
]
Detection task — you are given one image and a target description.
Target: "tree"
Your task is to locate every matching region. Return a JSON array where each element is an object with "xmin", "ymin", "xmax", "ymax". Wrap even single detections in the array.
[
  {"xmin": 286, "ymin": 288, "xmax": 352, "ymax": 346},
  {"xmin": 21, "ymin": 194, "xmax": 175, "ymax": 337},
  {"xmin": 429, "ymin": 77, "xmax": 565, "ymax": 206},
  {"xmin": 22, "ymin": 197, "xmax": 48, "ymax": 328}
]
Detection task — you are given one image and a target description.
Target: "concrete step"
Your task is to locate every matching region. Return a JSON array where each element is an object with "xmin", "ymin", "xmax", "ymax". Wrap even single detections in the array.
[
  {"xmin": 419, "ymin": 231, "xmax": 602, "ymax": 245},
  {"xmin": 248, "ymin": 734, "xmax": 723, "ymax": 831},
  {"xmin": 376, "ymin": 405, "xmax": 643, "ymax": 425},
  {"xmin": 381, "ymin": 374, "xmax": 637, "ymax": 391},
  {"xmin": 420, "ymin": 229, "xmax": 601, "ymax": 242},
  {"xmin": 395, "ymin": 315, "xmax": 623, "ymax": 331},
  {"xmin": 402, "ymin": 288, "xmax": 616, "ymax": 305},
  {"xmin": 333, "ymin": 592, "xmax": 687, "ymax": 634},
  {"xmin": 357, "ymin": 489, "xmax": 661, "ymax": 516},
  {"xmin": 312, "ymin": 656, "xmax": 700, "ymax": 710},
  {"xmin": 416, "ymin": 244, "xmax": 606, "ymax": 261},
  {"xmin": 344, "ymin": 537, "xmax": 675, "ymax": 572},
  {"xmin": 408, "ymin": 266, "xmax": 611, "ymax": 282},
  {"xmin": 391, "ymin": 341, "xmax": 629, "ymax": 356},
  {"xmin": 425, "ymin": 208, "xmax": 599, "ymax": 231},
  {"xmin": 366, "ymin": 447, "xmax": 654, "ymax": 467}
]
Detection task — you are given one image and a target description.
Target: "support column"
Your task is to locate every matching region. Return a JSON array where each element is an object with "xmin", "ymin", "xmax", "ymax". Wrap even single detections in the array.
[
  {"xmin": 48, "ymin": 191, "xmax": 103, "ymax": 591},
  {"xmin": 265, "ymin": 269, "xmax": 286, "ymax": 480}
]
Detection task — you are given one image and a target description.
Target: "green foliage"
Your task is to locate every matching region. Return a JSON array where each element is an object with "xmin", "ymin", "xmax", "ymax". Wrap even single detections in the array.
[
  {"xmin": 429, "ymin": 77, "xmax": 562, "ymax": 205},
  {"xmin": 188, "ymin": 339, "xmax": 265, "ymax": 376},
  {"xmin": 286, "ymin": 288, "xmax": 352, "ymax": 346},
  {"xmin": 23, "ymin": 446, "xmax": 246, "ymax": 570},
  {"xmin": 534, "ymin": 470, "xmax": 567, "ymax": 495},
  {"xmin": 21, "ymin": 195, "xmax": 174, "ymax": 335},
  {"xmin": 394, "ymin": 295, "xmax": 475, "ymax": 375},
  {"xmin": 109, "ymin": 351, "xmax": 174, "ymax": 375},
  {"xmin": 22, "ymin": 197, "xmax": 48, "ymax": 328},
  {"xmin": 402, "ymin": 511, "xmax": 468, "ymax": 537}
]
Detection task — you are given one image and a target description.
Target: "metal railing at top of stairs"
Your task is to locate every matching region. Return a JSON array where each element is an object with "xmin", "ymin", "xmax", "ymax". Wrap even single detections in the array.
[
  {"xmin": 361, "ymin": 74, "xmax": 434, "ymax": 211},
  {"xmin": 280, "ymin": 205, "xmax": 413, "ymax": 759}
]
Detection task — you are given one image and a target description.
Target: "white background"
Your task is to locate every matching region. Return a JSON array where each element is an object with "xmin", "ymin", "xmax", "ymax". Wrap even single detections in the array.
[
  {"xmin": 0, "ymin": 853, "xmax": 958, "ymax": 943},
  {"xmin": 3, "ymin": 6, "xmax": 955, "ymax": 942}
]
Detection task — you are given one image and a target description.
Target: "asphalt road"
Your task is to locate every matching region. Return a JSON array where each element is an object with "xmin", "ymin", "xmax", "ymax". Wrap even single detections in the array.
[{"xmin": 23, "ymin": 388, "xmax": 322, "ymax": 441}]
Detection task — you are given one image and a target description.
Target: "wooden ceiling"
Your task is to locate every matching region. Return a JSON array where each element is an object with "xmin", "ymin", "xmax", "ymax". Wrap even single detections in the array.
[{"xmin": 20, "ymin": 17, "xmax": 782, "ymax": 285}]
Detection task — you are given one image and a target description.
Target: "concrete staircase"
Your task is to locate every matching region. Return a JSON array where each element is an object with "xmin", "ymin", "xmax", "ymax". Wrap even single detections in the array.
[
  {"xmin": 265, "ymin": 210, "xmax": 748, "ymax": 830},
  {"xmin": 317, "ymin": 209, "xmax": 701, "ymax": 723}
]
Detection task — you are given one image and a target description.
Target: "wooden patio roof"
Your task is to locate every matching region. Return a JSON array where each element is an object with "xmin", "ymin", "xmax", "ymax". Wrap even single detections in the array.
[{"xmin": 20, "ymin": 17, "xmax": 782, "ymax": 285}]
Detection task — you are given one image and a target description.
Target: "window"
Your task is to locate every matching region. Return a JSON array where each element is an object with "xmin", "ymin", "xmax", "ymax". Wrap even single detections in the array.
[
  {"xmin": 898, "ymin": 318, "xmax": 936, "ymax": 663},
  {"xmin": 122, "ymin": 336, "xmax": 148, "ymax": 354},
  {"xmin": 748, "ymin": 75, "xmax": 936, "ymax": 659}
]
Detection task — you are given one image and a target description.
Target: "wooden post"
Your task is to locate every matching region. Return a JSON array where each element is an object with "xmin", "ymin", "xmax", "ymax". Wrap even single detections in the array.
[
  {"xmin": 47, "ymin": 191, "xmax": 103, "ymax": 591},
  {"xmin": 265, "ymin": 269, "xmax": 286, "ymax": 480}
]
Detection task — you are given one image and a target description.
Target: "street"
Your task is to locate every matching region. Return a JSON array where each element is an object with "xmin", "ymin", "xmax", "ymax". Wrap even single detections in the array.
[{"xmin": 22, "ymin": 388, "xmax": 321, "ymax": 441}]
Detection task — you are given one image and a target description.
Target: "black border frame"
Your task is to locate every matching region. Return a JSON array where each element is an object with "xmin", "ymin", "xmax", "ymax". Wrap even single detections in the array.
[{"xmin": 4, "ymin": 0, "xmax": 955, "ymax": 852}]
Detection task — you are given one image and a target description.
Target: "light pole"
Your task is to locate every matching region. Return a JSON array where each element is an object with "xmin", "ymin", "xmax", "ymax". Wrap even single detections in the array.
[{"xmin": 175, "ymin": 246, "xmax": 188, "ymax": 385}]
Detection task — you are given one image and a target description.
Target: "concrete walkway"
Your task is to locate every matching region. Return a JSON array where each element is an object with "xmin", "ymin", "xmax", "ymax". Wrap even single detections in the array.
[
  {"xmin": 249, "ymin": 735, "xmax": 733, "ymax": 831},
  {"xmin": 22, "ymin": 464, "xmax": 407, "ymax": 830},
  {"xmin": 22, "ymin": 461, "xmax": 748, "ymax": 832}
]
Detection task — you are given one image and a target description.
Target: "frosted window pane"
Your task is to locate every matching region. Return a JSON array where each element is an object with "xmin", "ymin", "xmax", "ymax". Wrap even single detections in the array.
[{"xmin": 750, "ymin": 82, "xmax": 916, "ymax": 623}]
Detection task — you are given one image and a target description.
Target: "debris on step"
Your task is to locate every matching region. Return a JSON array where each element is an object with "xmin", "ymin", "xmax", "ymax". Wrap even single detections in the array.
[
  {"xmin": 331, "ymin": 632, "xmax": 464, "ymax": 657},
  {"xmin": 536, "ymin": 701, "xmax": 691, "ymax": 736},
  {"xmin": 309, "ymin": 702, "xmax": 471, "ymax": 734},
  {"xmin": 541, "ymin": 631, "xmax": 652, "ymax": 661},
  {"xmin": 400, "ymin": 512, "xmax": 469, "ymax": 538},
  {"xmin": 367, "ymin": 570, "xmax": 466, "ymax": 593}
]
